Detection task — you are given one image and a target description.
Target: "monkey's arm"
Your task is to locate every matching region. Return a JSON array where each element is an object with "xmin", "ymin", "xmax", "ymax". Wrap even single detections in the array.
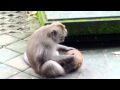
[
  {"xmin": 57, "ymin": 44, "xmax": 75, "ymax": 51},
  {"xmin": 51, "ymin": 55, "xmax": 75, "ymax": 63}
]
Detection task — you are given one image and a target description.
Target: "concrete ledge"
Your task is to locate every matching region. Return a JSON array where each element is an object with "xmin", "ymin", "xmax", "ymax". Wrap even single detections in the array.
[{"xmin": 37, "ymin": 11, "xmax": 120, "ymax": 43}]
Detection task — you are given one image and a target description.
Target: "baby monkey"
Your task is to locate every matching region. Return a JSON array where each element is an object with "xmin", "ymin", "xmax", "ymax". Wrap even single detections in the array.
[{"xmin": 23, "ymin": 22, "xmax": 75, "ymax": 77}]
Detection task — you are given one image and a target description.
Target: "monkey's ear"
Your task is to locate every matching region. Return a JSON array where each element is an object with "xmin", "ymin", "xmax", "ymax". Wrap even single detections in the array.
[{"xmin": 48, "ymin": 30, "xmax": 57, "ymax": 37}]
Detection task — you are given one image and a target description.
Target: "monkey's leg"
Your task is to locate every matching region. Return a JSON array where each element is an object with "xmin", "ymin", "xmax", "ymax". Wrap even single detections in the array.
[
  {"xmin": 51, "ymin": 55, "xmax": 76, "ymax": 73},
  {"xmin": 61, "ymin": 62, "xmax": 76, "ymax": 73},
  {"xmin": 57, "ymin": 44, "xmax": 75, "ymax": 51},
  {"xmin": 41, "ymin": 60, "xmax": 65, "ymax": 77}
]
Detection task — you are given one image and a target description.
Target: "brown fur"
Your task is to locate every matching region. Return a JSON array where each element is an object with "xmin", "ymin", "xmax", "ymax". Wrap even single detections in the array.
[{"xmin": 66, "ymin": 49, "xmax": 83, "ymax": 72}]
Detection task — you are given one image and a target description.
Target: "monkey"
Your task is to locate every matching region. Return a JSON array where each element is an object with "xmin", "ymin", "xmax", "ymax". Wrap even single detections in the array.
[{"xmin": 23, "ymin": 22, "xmax": 76, "ymax": 78}]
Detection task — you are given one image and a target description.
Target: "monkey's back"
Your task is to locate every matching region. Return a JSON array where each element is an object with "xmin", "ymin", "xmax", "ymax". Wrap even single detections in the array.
[{"xmin": 26, "ymin": 28, "xmax": 57, "ymax": 73}]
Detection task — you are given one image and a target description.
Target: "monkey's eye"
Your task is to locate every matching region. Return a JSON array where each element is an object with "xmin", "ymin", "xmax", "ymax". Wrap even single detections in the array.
[{"xmin": 60, "ymin": 37, "xmax": 64, "ymax": 41}]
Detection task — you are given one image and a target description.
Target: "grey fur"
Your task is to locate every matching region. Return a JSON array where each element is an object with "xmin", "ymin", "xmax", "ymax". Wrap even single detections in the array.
[{"xmin": 23, "ymin": 22, "xmax": 75, "ymax": 77}]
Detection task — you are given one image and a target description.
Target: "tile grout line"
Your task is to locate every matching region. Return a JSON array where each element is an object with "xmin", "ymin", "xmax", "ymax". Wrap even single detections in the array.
[
  {"xmin": 6, "ymin": 66, "xmax": 40, "ymax": 79},
  {"xmin": 7, "ymin": 33, "xmax": 31, "ymax": 40},
  {"xmin": 0, "ymin": 54, "xmax": 21, "ymax": 63},
  {"xmin": 5, "ymin": 47, "xmax": 25, "ymax": 54}
]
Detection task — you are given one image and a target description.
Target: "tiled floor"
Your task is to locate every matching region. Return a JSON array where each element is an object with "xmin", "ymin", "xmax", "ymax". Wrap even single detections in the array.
[
  {"xmin": 0, "ymin": 11, "xmax": 120, "ymax": 79},
  {"xmin": 0, "ymin": 11, "xmax": 37, "ymax": 79}
]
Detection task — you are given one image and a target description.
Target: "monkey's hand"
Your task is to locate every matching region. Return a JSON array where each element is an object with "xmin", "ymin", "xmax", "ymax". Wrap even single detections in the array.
[
  {"xmin": 65, "ymin": 47, "xmax": 75, "ymax": 51},
  {"xmin": 57, "ymin": 44, "xmax": 75, "ymax": 51}
]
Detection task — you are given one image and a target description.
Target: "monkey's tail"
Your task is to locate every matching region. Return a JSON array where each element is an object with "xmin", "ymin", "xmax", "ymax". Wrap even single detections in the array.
[{"xmin": 41, "ymin": 60, "xmax": 65, "ymax": 77}]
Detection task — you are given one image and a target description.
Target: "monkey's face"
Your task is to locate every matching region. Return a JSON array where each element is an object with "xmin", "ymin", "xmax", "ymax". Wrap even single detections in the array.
[
  {"xmin": 52, "ymin": 30, "xmax": 67, "ymax": 43},
  {"xmin": 48, "ymin": 24, "xmax": 67, "ymax": 43},
  {"xmin": 55, "ymin": 31, "xmax": 67, "ymax": 43}
]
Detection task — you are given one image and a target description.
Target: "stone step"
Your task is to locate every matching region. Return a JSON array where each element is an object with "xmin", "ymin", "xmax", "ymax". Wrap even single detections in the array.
[
  {"xmin": 37, "ymin": 11, "xmax": 120, "ymax": 43},
  {"xmin": 45, "ymin": 11, "xmax": 120, "ymax": 20}
]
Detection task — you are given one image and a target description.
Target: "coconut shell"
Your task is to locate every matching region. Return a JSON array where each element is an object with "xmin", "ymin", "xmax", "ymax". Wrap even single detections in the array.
[{"xmin": 66, "ymin": 49, "xmax": 83, "ymax": 71}]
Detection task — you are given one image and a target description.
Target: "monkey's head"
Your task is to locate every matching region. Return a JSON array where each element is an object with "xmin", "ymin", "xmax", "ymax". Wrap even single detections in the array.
[{"xmin": 47, "ymin": 22, "xmax": 67, "ymax": 43}]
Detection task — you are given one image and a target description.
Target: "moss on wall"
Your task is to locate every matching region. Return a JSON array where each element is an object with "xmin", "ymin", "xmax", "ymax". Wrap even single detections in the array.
[{"xmin": 64, "ymin": 21, "xmax": 120, "ymax": 36}]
